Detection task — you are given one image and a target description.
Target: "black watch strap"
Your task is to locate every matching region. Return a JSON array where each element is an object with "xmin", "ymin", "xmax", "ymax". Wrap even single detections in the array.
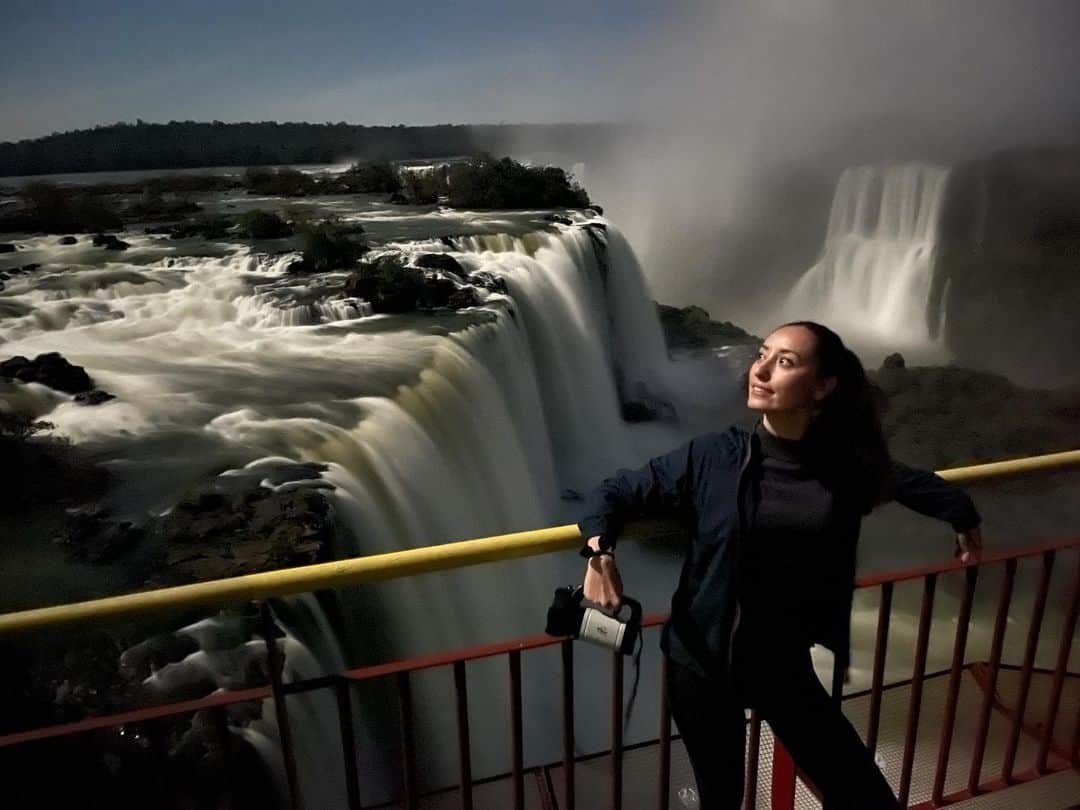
[{"xmin": 579, "ymin": 534, "xmax": 615, "ymax": 559}]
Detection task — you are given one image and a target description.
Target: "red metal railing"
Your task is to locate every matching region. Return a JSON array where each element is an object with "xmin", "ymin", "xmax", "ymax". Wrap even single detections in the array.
[{"xmin": 2, "ymin": 537, "xmax": 1078, "ymax": 809}]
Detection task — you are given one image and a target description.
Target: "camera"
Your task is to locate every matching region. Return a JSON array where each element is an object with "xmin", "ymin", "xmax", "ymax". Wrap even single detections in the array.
[{"xmin": 545, "ymin": 585, "xmax": 642, "ymax": 655}]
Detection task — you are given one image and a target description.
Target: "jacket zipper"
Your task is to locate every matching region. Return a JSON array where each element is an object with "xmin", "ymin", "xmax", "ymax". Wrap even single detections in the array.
[{"xmin": 726, "ymin": 432, "xmax": 756, "ymax": 675}]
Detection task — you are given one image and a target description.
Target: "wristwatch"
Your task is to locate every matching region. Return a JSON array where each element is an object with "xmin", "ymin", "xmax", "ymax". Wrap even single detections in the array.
[{"xmin": 579, "ymin": 534, "xmax": 615, "ymax": 559}]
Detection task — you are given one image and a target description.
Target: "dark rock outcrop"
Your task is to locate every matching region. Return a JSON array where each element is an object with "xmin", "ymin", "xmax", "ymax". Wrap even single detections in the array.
[
  {"xmin": 656, "ymin": 303, "xmax": 758, "ymax": 352},
  {"xmin": 92, "ymin": 233, "xmax": 130, "ymax": 251},
  {"xmin": 0, "ymin": 243, "xmax": 15, "ymax": 252},
  {"xmin": 74, "ymin": 389, "xmax": 116, "ymax": 406},
  {"xmin": 0, "ymin": 352, "xmax": 94, "ymax": 394},
  {"xmin": 58, "ymin": 236, "xmax": 78, "ymax": 245},
  {"xmin": 414, "ymin": 253, "xmax": 465, "ymax": 278}
]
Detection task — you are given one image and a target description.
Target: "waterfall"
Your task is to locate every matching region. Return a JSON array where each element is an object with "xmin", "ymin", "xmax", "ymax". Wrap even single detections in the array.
[
  {"xmin": 785, "ymin": 163, "xmax": 951, "ymax": 349},
  {"xmin": 3, "ymin": 221, "xmax": 737, "ymax": 807}
]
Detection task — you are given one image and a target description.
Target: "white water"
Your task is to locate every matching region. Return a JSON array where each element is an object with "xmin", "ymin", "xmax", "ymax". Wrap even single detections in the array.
[
  {"xmin": 1, "ymin": 216, "xmax": 746, "ymax": 805},
  {"xmin": 785, "ymin": 164, "xmax": 951, "ymax": 357}
]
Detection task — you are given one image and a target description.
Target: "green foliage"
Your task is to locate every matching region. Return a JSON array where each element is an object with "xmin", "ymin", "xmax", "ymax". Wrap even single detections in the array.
[
  {"xmin": 0, "ymin": 120, "xmax": 617, "ymax": 177},
  {"xmin": 3, "ymin": 182, "xmax": 123, "ymax": 234},
  {"xmin": 446, "ymin": 155, "xmax": 590, "ymax": 209},
  {"xmin": 292, "ymin": 218, "xmax": 369, "ymax": 273},
  {"xmin": 243, "ymin": 166, "xmax": 318, "ymax": 197},
  {"xmin": 402, "ymin": 167, "xmax": 448, "ymax": 204},
  {"xmin": 236, "ymin": 209, "xmax": 293, "ymax": 239},
  {"xmin": 338, "ymin": 162, "xmax": 402, "ymax": 194},
  {"xmin": 343, "ymin": 254, "xmax": 423, "ymax": 313}
]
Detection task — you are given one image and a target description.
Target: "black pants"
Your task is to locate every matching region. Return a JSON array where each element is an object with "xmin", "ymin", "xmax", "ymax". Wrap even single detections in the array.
[{"xmin": 666, "ymin": 621, "xmax": 901, "ymax": 809}]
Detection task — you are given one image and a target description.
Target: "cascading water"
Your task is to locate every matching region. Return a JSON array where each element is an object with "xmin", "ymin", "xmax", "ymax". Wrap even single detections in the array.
[
  {"xmin": 1, "ymin": 217, "xmax": 744, "ymax": 807},
  {"xmin": 785, "ymin": 163, "xmax": 951, "ymax": 351}
]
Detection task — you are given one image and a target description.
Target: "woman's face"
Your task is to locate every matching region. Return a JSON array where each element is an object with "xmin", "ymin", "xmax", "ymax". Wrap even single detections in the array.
[{"xmin": 746, "ymin": 325, "xmax": 836, "ymax": 413}]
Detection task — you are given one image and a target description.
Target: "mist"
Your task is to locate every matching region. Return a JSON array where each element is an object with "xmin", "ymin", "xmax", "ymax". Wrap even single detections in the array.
[{"xmin": 569, "ymin": 0, "xmax": 1080, "ymax": 347}]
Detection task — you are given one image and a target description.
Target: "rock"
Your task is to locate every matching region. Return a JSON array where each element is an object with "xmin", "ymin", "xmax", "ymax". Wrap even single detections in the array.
[
  {"xmin": 74, "ymin": 389, "xmax": 116, "ymax": 406},
  {"xmin": 0, "ymin": 351, "xmax": 94, "ymax": 393},
  {"xmin": 882, "ymin": 352, "xmax": 906, "ymax": 370},
  {"xmin": 414, "ymin": 253, "xmax": 465, "ymax": 278},
  {"xmin": 587, "ymin": 204, "xmax": 604, "ymax": 216},
  {"xmin": 447, "ymin": 287, "xmax": 481, "ymax": 309},
  {"xmin": 545, "ymin": 214, "xmax": 574, "ymax": 226},
  {"xmin": 0, "ymin": 243, "xmax": 14, "ymax": 253},
  {"xmin": 20, "ymin": 263, "xmax": 40, "ymax": 273},
  {"xmin": 92, "ymin": 233, "xmax": 130, "ymax": 251},
  {"xmin": 469, "ymin": 271, "xmax": 509, "ymax": 294},
  {"xmin": 342, "ymin": 255, "xmax": 423, "ymax": 313},
  {"xmin": 416, "ymin": 275, "xmax": 457, "ymax": 309},
  {"xmin": 58, "ymin": 236, "xmax": 78, "ymax": 245},
  {"xmin": 388, "ymin": 192, "xmax": 409, "ymax": 205},
  {"xmin": 57, "ymin": 509, "xmax": 145, "ymax": 564}
]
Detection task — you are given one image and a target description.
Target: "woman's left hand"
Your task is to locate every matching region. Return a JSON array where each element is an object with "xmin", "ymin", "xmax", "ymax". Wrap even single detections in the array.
[{"xmin": 955, "ymin": 526, "xmax": 983, "ymax": 564}]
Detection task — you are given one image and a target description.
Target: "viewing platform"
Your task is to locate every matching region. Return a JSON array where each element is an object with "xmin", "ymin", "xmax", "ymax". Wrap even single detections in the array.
[{"xmin": 1, "ymin": 450, "xmax": 1078, "ymax": 809}]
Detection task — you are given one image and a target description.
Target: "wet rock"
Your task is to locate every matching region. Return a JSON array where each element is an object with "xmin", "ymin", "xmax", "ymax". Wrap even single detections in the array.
[
  {"xmin": 92, "ymin": 233, "xmax": 130, "ymax": 251},
  {"xmin": 0, "ymin": 243, "xmax": 14, "ymax": 253},
  {"xmin": 545, "ymin": 214, "xmax": 573, "ymax": 226},
  {"xmin": 0, "ymin": 351, "xmax": 94, "ymax": 393},
  {"xmin": 57, "ymin": 509, "xmax": 145, "ymax": 564},
  {"xmin": 414, "ymin": 253, "xmax": 465, "ymax": 278},
  {"xmin": 343, "ymin": 255, "xmax": 423, "ymax": 313},
  {"xmin": 20, "ymin": 263, "xmax": 40, "ymax": 273},
  {"xmin": 882, "ymin": 352, "xmax": 906, "ymax": 370},
  {"xmin": 74, "ymin": 389, "xmax": 116, "ymax": 406},
  {"xmin": 447, "ymin": 286, "xmax": 481, "ymax": 309},
  {"xmin": 58, "ymin": 235, "xmax": 78, "ymax": 245},
  {"xmin": 587, "ymin": 204, "xmax": 604, "ymax": 216},
  {"xmin": 469, "ymin": 270, "xmax": 509, "ymax": 294},
  {"xmin": 416, "ymin": 274, "xmax": 457, "ymax": 309}
]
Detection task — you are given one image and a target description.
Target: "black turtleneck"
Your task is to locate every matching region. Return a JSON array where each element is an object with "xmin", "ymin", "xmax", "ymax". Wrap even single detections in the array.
[{"xmin": 738, "ymin": 421, "xmax": 836, "ymax": 638}]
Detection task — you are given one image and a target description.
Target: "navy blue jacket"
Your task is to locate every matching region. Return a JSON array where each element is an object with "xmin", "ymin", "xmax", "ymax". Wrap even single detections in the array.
[{"xmin": 576, "ymin": 424, "xmax": 981, "ymax": 677}]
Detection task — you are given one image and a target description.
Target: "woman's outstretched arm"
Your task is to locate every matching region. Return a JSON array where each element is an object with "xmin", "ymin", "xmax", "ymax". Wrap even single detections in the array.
[{"xmin": 885, "ymin": 459, "xmax": 983, "ymax": 563}]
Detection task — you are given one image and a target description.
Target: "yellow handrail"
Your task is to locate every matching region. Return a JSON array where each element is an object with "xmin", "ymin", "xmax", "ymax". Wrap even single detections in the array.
[{"xmin": 2, "ymin": 449, "xmax": 1078, "ymax": 636}]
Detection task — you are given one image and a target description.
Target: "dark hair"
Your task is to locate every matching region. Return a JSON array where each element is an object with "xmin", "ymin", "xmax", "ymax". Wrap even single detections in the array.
[{"xmin": 770, "ymin": 321, "xmax": 891, "ymax": 513}]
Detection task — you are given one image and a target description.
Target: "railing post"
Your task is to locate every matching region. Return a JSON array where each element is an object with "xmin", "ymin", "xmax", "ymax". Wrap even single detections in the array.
[
  {"xmin": 658, "ymin": 655, "xmax": 671, "ymax": 810},
  {"xmin": 260, "ymin": 601, "xmax": 301, "ymax": 810},
  {"xmin": 453, "ymin": 661, "xmax": 474, "ymax": 810},
  {"xmin": 397, "ymin": 671, "xmax": 417, "ymax": 810},
  {"xmin": 969, "ymin": 557, "xmax": 1016, "ymax": 794},
  {"xmin": 899, "ymin": 573, "xmax": 936, "ymax": 808},
  {"xmin": 1002, "ymin": 550, "xmax": 1055, "ymax": 783},
  {"xmin": 744, "ymin": 711, "xmax": 761, "ymax": 810},
  {"xmin": 611, "ymin": 652, "xmax": 624, "ymax": 810},
  {"xmin": 562, "ymin": 639, "xmax": 576, "ymax": 810},
  {"xmin": 1037, "ymin": 553, "xmax": 1079, "ymax": 773},
  {"xmin": 771, "ymin": 739, "xmax": 797, "ymax": 810},
  {"xmin": 211, "ymin": 706, "xmax": 235, "ymax": 810},
  {"xmin": 932, "ymin": 565, "xmax": 978, "ymax": 804},
  {"xmin": 334, "ymin": 679, "xmax": 363, "ymax": 810},
  {"xmin": 509, "ymin": 650, "xmax": 525, "ymax": 810},
  {"xmin": 867, "ymin": 582, "xmax": 893, "ymax": 754}
]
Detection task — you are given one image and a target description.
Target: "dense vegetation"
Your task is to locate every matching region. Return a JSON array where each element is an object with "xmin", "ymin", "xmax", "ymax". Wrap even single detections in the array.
[{"xmin": 0, "ymin": 120, "xmax": 616, "ymax": 177}]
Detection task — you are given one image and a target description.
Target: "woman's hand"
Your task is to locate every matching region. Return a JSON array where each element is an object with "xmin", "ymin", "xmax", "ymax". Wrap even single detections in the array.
[
  {"xmin": 582, "ymin": 535, "xmax": 623, "ymax": 612},
  {"xmin": 955, "ymin": 525, "xmax": 983, "ymax": 564}
]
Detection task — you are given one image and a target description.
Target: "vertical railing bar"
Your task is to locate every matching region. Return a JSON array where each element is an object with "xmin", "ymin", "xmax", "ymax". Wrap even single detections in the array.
[
  {"xmin": 1002, "ymin": 550, "xmax": 1055, "ymax": 783},
  {"xmin": 509, "ymin": 650, "xmax": 525, "ymax": 810},
  {"xmin": 561, "ymin": 639, "xmax": 576, "ymax": 810},
  {"xmin": 898, "ymin": 573, "xmax": 936, "ymax": 808},
  {"xmin": 611, "ymin": 652, "xmax": 624, "ymax": 810},
  {"xmin": 397, "ymin": 671, "xmax": 417, "ymax": 810},
  {"xmin": 771, "ymin": 739, "xmax": 797, "ymax": 810},
  {"xmin": 260, "ymin": 601, "xmax": 301, "ymax": 810},
  {"xmin": 453, "ymin": 661, "xmax": 473, "ymax": 810},
  {"xmin": 658, "ymin": 654, "xmax": 671, "ymax": 810},
  {"xmin": 334, "ymin": 678, "xmax": 363, "ymax": 810},
  {"xmin": 1071, "ymin": 701, "xmax": 1080, "ymax": 767},
  {"xmin": 932, "ymin": 565, "xmax": 979, "ymax": 804},
  {"xmin": 212, "ymin": 706, "xmax": 235, "ymax": 810},
  {"xmin": 743, "ymin": 711, "xmax": 761, "ymax": 810},
  {"xmin": 147, "ymin": 719, "xmax": 171, "ymax": 809},
  {"xmin": 1036, "ymin": 553, "xmax": 1079, "ymax": 773},
  {"xmin": 867, "ymin": 581, "xmax": 893, "ymax": 754},
  {"xmin": 968, "ymin": 557, "xmax": 1016, "ymax": 794}
]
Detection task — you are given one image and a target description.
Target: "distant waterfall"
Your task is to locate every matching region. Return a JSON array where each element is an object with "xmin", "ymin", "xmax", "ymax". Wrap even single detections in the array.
[{"xmin": 786, "ymin": 164, "xmax": 950, "ymax": 348}]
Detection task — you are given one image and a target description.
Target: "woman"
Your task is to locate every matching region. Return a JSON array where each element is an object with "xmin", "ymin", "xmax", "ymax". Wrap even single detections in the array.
[{"xmin": 577, "ymin": 321, "xmax": 982, "ymax": 809}]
